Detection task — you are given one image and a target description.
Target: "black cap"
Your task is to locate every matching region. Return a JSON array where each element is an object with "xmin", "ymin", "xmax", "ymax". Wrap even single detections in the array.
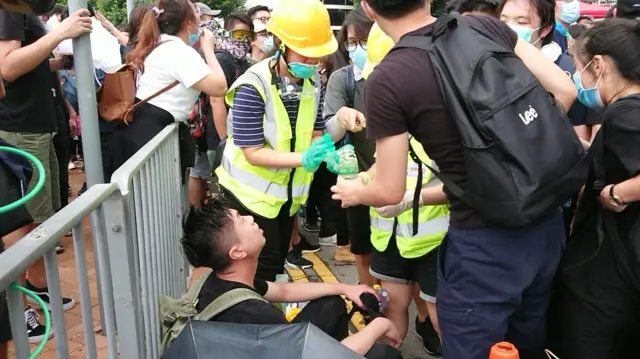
[{"xmin": 617, "ymin": 0, "xmax": 640, "ymax": 19}]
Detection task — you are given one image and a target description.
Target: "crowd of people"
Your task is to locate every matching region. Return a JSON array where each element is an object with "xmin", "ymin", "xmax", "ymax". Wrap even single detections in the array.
[{"xmin": 1, "ymin": 0, "xmax": 640, "ymax": 358}]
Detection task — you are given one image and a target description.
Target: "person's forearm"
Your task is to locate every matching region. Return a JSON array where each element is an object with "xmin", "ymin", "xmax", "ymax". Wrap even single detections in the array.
[
  {"xmin": 614, "ymin": 174, "xmax": 640, "ymax": 204},
  {"xmin": 212, "ymin": 98, "xmax": 227, "ymax": 139},
  {"xmin": 340, "ymin": 318, "xmax": 387, "ymax": 355},
  {"xmin": 203, "ymin": 49, "xmax": 227, "ymax": 96},
  {"xmin": 269, "ymin": 282, "xmax": 347, "ymax": 303},
  {"xmin": 421, "ymin": 184, "xmax": 448, "ymax": 205},
  {"xmin": 64, "ymin": 97, "xmax": 76, "ymax": 118},
  {"xmin": 514, "ymin": 38, "xmax": 577, "ymax": 112},
  {"xmin": 109, "ymin": 28, "xmax": 129, "ymax": 45},
  {"xmin": 354, "ymin": 177, "xmax": 406, "ymax": 208},
  {"xmin": 243, "ymin": 147, "xmax": 303, "ymax": 168},
  {"xmin": 1, "ymin": 32, "xmax": 64, "ymax": 81},
  {"xmin": 324, "ymin": 115, "xmax": 346, "ymax": 143}
]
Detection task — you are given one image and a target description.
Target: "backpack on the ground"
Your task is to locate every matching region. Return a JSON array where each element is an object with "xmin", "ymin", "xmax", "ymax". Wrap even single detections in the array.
[
  {"xmin": 393, "ymin": 14, "xmax": 589, "ymax": 226},
  {"xmin": 159, "ymin": 270, "xmax": 268, "ymax": 354}
]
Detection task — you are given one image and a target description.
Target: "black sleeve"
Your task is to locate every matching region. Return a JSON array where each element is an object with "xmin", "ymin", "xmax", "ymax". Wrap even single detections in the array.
[
  {"xmin": 605, "ymin": 106, "xmax": 640, "ymax": 176},
  {"xmin": 0, "ymin": 10, "xmax": 26, "ymax": 41},
  {"xmin": 465, "ymin": 14, "xmax": 518, "ymax": 50},
  {"xmin": 216, "ymin": 52, "xmax": 237, "ymax": 88},
  {"xmin": 253, "ymin": 279, "xmax": 269, "ymax": 296}
]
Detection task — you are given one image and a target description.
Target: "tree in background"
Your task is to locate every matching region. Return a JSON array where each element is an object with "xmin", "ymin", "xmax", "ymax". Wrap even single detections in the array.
[{"xmin": 352, "ymin": 0, "xmax": 448, "ymax": 16}]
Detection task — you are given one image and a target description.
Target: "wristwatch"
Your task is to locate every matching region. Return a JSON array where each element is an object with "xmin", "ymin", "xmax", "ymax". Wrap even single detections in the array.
[{"xmin": 609, "ymin": 185, "xmax": 626, "ymax": 207}]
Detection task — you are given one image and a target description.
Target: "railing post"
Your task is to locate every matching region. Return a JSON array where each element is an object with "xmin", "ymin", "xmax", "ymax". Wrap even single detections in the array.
[
  {"xmin": 102, "ymin": 191, "xmax": 145, "ymax": 358},
  {"xmin": 67, "ymin": 0, "xmax": 109, "ymax": 334}
]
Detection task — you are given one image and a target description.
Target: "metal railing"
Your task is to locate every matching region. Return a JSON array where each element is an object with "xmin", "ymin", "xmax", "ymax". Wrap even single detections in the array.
[{"xmin": 0, "ymin": 123, "xmax": 187, "ymax": 359}]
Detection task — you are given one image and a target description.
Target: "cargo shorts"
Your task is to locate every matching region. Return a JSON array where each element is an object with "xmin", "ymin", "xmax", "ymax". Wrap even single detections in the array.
[{"xmin": 0, "ymin": 131, "xmax": 60, "ymax": 223}]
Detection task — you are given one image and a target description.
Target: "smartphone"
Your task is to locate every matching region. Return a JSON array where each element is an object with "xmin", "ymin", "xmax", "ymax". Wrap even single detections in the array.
[{"xmin": 87, "ymin": 3, "xmax": 96, "ymax": 17}]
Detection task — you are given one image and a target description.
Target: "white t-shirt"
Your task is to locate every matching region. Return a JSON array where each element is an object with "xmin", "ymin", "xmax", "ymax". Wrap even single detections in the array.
[{"xmin": 136, "ymin": 34, "xmax": 211, "ymax": 122}]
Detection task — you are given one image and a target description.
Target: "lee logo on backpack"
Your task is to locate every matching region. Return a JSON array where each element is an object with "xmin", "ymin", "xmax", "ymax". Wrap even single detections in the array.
[{"xmin": 393, "ymin": 14, "xmax": 589, "ymax": 226}]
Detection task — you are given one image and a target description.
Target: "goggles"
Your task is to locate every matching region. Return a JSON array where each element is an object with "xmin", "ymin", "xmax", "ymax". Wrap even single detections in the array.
[{"xmin": 224, "ymin": 29, "xmax": 256, "ymax": 42}]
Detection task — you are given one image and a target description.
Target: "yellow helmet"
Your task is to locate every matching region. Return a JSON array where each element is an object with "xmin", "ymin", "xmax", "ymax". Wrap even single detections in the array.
[
  {"xmin": 266, "ymin": 0, "xmax": 338, "ymax": 59},
  {"xmin": 362, "ymin": 23, "xmax": 395, "ymax": 79}
]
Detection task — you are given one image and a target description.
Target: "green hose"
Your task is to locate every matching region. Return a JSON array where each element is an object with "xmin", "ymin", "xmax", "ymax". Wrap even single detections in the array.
[
  {"xmin": 9, "ymin": 284, "xmax": 51, "ymax": 358},
  {"xmin": 1, "ymin": 146, "xmax": 50, "ymax": 356},
  {"xmin": 0, "ymin": 146, "xmax": 45, "ymax": 214}
]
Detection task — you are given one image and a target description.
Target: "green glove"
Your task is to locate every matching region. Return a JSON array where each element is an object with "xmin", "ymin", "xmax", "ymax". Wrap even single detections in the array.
[
  {"xmin": 301, "ymin": 134, "xmax": 334, "ymax": 172},
  {"xmin": 325, "ymin": 150, "xmax": 340, "ymax": 174}
]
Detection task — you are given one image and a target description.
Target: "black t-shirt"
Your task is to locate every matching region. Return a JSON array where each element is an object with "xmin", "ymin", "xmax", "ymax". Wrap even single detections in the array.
[
  {"xmin": 364, "ymin": 15, "xmax": 517, "ymax": 228},
  {"xmin": 0, "ymin": 11, "xmax": 57, "ymax": 133},
  {"xmin": 215, "ymin": 50, "xmax": 250, "ymax": 89},
  {"xmin": 196, "ymin": 274, "xmax": 288, "ymax": 325}
]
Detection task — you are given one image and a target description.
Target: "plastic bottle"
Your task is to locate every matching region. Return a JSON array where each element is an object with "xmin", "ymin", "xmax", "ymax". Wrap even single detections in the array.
[
  {"xmin": 372, "ymin": 284, "xmax": 389, "ymax": 309},
  {"xmin": 336, "ymin": 145, "xmax": 359, "ymax": 179},
  {"xmin": 489, "ymin": 342, "xmax": 519, "ymax": 359}
]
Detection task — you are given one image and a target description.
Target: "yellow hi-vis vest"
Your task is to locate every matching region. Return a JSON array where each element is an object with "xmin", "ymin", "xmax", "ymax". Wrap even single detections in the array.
[
  {"xmin": 215, "ymin": 59, "xmax": 319, "ymax": 219},
  {"xmin": 370, "ymin": 138, "xmax": 450, "ymax": 258}
]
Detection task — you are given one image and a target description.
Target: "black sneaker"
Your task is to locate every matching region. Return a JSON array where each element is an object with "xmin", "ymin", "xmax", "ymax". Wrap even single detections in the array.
[
  {"xmin": 24, "ymin": 307, "xmax": 53, "ymax": 343},
  {"xmin": 25, "ymin": 280, "xmax": 76, "ymax": 311},
  {"xmin": 284, "ymin": 249, "xmax": 313, "ymax": 269},
  {"xmin": 301, "ymin": 219, "xmax": 319, "ymax": 233},
  {"xmin": 56, "ymin": 241, "xmax": 65, "ymax": 253},
  {"xmin": 415, "ymin": 316, "xmax": 442, "ymax": 356},
  {"xmin": 78, "ymin": 182, "xmax": 87, "ymax": 196},
  {"xmin": 296, "ymin": 236, "xmax": 320, "ymax": 254}
]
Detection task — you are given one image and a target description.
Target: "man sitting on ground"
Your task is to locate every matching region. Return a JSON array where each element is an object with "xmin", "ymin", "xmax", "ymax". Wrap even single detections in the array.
[{"xmin": 181, "ymin": 198, "xmax": 403, "ymax": 359}]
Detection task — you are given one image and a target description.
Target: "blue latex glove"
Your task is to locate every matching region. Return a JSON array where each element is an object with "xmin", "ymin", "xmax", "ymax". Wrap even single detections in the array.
[{"xmin": 301, "ymin": 134, "xmax": 334, "ymax": 172}]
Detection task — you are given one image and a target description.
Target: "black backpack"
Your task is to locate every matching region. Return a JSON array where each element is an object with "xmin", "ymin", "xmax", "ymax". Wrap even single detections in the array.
[{"xmin": 393, "ymin": 15, "xmax": 589, "ymax": 226}]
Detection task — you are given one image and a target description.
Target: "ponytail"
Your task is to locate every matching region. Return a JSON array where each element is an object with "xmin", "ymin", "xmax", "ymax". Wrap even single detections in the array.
[
  {"xmin": 126, "ymin": 9, "xmax": 160, "ymax": 69},
  {"xmin": 125, "ymin": 0, "xmax": 197, "ymax": 69}
]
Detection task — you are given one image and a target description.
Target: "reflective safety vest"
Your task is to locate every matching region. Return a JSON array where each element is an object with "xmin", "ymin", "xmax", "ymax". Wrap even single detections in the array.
[
  {"xmin": 215, "ymin": 59, "xmax": 319, "ymax": 219},
  {"xmin": 370, "ymin": 138, "xmax": 450, "ymax": 259}
]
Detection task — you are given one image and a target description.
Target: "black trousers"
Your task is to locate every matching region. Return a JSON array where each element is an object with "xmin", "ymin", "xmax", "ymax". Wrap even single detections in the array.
[
  {"xmin": 295, "ymin": 296, "xmax": 403, "ymax": 359},
  {"xmin": 222, "ymin": 189, "xmax": 294, "ymax": 282},
  {"xmin": 53, "ymin": 131, "xmax": 70, "ymax": 209},
  {"xmin": 305, "ymin": 163, "xmax": 343, "ymax": 239}
]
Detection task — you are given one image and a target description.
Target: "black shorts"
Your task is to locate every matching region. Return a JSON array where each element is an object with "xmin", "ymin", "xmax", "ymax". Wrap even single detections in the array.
[
  {"xmin": 370, "ymin": 236, "xmax": 439, "ymax": 303},
  {"xmin": 0, "ymin": 161, "xmax": 33, "ymax": 237},
  {"xmin": 346, "ymin": 205, "xmax": 372, "ymax": 255}
]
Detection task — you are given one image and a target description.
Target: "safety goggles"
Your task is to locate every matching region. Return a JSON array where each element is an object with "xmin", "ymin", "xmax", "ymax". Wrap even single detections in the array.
[
  {"xmin": 224, "ymin": 29, "xmax": 256, "ymax": 42},
  {"xmin": 344, "ymin": 38, "xmax": 368, "ymax": 52}
]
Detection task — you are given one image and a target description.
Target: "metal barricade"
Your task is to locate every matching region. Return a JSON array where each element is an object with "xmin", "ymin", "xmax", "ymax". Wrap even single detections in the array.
[
  {"xmin": 109, "ymin": 123, "xmax": 188, "ymax": 359},
  {"xmin": 0, "ymin": 184, "xmax": 121, "ymax": 359}
]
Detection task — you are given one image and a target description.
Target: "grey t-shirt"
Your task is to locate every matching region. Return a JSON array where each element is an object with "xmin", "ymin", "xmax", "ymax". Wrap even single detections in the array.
[{"xmin": 323, "ymin": 66, "xmax": 376, "ymax": 171}]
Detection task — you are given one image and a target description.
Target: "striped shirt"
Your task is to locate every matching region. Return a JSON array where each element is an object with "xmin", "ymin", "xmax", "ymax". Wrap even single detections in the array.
[{"xmin": 231, "ymin": 81, "xmax": 326, "ymax": 147}]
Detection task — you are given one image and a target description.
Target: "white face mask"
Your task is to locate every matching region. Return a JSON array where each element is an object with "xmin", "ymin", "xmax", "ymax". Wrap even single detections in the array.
[{"xmin": 258, "ymin": 35, "xmax": 275, "ymax": 55}]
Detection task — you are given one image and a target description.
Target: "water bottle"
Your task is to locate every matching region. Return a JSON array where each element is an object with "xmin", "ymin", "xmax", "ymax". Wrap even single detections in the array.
[
  {"xmin": 336, "ymin": 145, "xmax": 359, "ymax": 179},
  {"xmin": 373, "ymin": 284, "xmax": 389, "ymax": 309},
  {"xmin": 489, "ymin": 342, "xmax": 519, "ymax": 359}
]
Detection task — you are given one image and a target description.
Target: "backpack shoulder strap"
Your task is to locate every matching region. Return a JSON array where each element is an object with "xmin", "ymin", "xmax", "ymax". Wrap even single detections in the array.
[
  {"xmin": 195, "ymin": 288, "xmax": 268, "ymax": 321},
  {"xmin": 346, "ymin": 64, "xmax": 356, "ymax": 109},
  {"xmin": 185, "ymin": 270, "xmax": 214, "ymax": 304}
]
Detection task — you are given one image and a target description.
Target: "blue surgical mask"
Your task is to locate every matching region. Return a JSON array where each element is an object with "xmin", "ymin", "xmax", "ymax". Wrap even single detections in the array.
[
  {"xmin": 288, "ymin": 62, "xmax": 318, "ymax": 80},
  {"xmin": 507, "ymin": 24, "xmax": 541, "ymax": 44},
  {"xmin": 349, "ymin": 45, "xmax": 367, "ymax": 70},
  {"xmin": 188, "ymin": 31, "xmax": 200, "ymax": 46},
  {"xmin": 559, "ymin": 0, "xmax": 580, "ymax": 24},
  {"xmin": 572, "ymin": 60, "xmax": 604, "ymax": 108},
  {"xmin": 259, "ymin": 35, "xmax": 276, "ymax": 55},
  {"xmin": 554, "ymin": 21, "xmax": 568, "ymax": 37}
]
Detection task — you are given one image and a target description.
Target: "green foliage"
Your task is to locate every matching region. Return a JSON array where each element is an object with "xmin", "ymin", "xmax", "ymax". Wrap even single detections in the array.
[
  {"xmin": 353, "ymin": 0, "xmax": 360, "ymax": 7},
  {"xmin": 431, "ymin": 0, "xmax": 448, "ymax": 16},
  {"xmin": 198, "ymin": 0, "xmax": 245, "ymax": 16},
  {"xmin": 95, "ymin": 0, "xmax": 154, "ymax": 27}
]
